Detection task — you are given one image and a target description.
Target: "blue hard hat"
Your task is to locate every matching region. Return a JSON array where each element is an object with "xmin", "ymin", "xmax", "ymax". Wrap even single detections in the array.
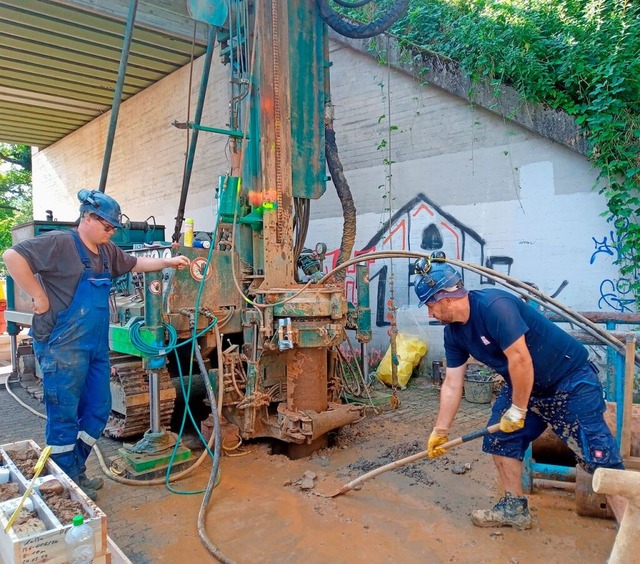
[
  {"xmin": 414, "ymin": 262, "xmax": 465, "ymax": 306},
  {"xmin": 78, "ymin": 189, "xmax": 123, "ymax": 228}
]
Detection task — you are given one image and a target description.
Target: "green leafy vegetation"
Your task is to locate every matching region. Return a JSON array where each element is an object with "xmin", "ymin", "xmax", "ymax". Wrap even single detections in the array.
[
  {"xmin": 343, "ymin": 0, "xmax": 640, "ymax": 306},
  {"xmin": 1, "ymin": 144, "xmax": 32, "ymax": 272}
]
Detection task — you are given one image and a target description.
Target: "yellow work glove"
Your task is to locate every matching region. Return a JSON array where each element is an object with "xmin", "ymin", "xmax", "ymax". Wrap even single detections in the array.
[
  {"xmin": 427, "ymin": 427, "xmax": 449, "ymax": 458},
  {"xmin": 499, "ymin": 404, "xmax": 527, "ymax": 433}
]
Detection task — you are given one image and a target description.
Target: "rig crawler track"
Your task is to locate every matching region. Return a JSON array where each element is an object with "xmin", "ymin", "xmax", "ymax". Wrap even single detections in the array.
[{"xmin": 105, "ymin": 360, "xmax": 176, "ymax": 438}]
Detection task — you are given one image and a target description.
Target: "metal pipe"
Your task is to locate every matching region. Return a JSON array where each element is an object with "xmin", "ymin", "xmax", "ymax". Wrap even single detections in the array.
[
  {"xmin": 98, "ymin": 0, "xmax": 139, "ymax": 192},
  {"xmin": 534, "ymin": 478, "xmax": 576, "ymax": 492},
  {"xmin": 360, "ymin": 342, "xmax": 369, "ymax": 383},
  {"xmin": 615, "ymin": 351, "xmax": 626, "ymax": 442},
  {"xmin": 5, "ymin": 275, "xmax": 19, "ymax": 372},
  {"xmin": 356, "ymin": 263, "xmax": 371, "ymax": 343},
  {"xmin": 143, "ymin": 271, "xmax": 166, "ymax": 373},
  {"xmin": 319, "ymin": 250, "xmax": 640, "ymax": 365},
  {"xmin": 9, "ymin": 336, "xmax": 17, "ymax": 375},
  {"xmin": 149, "ymin": 372, "xmax": 160, "ymax": 432},
  {"xmin": 172, "ymin": 25, "xmax": 219, "ymax": 242},
  {"xmin": 174, "ymin": 121, "xmax": 247, "ymax": 138},
  {"xmin": 531, "ymin": 462, "xmax": 576, "ymax": 482},
  {"xmin": 621, "ymin": 333, "xmax": 636, "ymax": 458},
  {"xmin": 607, "ymin": 320, "xmax": 618, "ymax": 401}
]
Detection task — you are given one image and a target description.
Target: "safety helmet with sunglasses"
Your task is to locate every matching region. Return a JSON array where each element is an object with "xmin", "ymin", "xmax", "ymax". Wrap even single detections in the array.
[{"xmin": 78, "ymin": 189, "xmax": 123, "ymax": 228}]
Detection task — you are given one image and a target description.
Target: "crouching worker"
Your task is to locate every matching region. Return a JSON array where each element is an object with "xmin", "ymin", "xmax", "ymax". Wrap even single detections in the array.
[
  {"xmin": 414, "ymin": 257, "xmax": 626, "ymax": 529},
  {"xmin": 3, "ymin": 190, "xmax": 189, "ymax": 500}
]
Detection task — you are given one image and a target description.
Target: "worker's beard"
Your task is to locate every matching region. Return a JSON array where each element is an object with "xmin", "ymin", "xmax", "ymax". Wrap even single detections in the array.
[{"xmin": 428, "ymin": 299, "xmax": 456, "ymax": 324}]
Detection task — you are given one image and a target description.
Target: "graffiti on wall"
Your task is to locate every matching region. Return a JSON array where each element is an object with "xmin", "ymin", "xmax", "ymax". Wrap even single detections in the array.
[
  {"xmin": 323, "ymin": 193, "xmax": 495, "ymax": 326},
  {"xmin": 314, "ymin": 192, "xmax": 629, "ymax": 324},
  {"xmin": 590, "ymin": 217, "xmax": 637, "ymax": 312}
]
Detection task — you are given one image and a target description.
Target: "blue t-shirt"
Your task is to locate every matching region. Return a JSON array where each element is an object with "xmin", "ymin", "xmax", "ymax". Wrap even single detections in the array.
[{"xmin": 444, "ymin": 289, "xmax": 588, "ymax": 393}]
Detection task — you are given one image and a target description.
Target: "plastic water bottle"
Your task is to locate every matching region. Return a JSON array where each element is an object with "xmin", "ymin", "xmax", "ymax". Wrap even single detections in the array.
[{"xmin": 65, "ymin": 515, "xmax": 95, "ymax": 563}]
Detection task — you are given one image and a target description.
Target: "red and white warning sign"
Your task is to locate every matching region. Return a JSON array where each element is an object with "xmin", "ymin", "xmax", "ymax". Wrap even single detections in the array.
[
  {"xmin": 148, "ymin": 280, "xmax": 162, "ymax": 295},
  {"xmin": 190, "ymin": 257, "xmax": 212, "ymax": 282}
]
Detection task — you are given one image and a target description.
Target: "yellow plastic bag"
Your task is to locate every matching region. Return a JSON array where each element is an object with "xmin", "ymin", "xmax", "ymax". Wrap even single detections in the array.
[{"xmin": 377, "ymin": 334, "xmax": 428, "ymax": 389}]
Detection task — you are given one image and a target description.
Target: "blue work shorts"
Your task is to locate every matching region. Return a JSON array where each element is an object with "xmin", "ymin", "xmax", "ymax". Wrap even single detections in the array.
[{"xmin": 482, "ymin": 362, "xmax": 624, "ymax": 473}]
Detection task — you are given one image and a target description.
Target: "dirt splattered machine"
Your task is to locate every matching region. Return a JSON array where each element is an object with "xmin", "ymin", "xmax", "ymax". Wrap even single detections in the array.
[
  {"xmin": 136, "ymin": 0, "xmax": 385, "ymax": 456},
  {"xmin": 5, "ymin": 0, "xmax": 408, "ymax": 462}
]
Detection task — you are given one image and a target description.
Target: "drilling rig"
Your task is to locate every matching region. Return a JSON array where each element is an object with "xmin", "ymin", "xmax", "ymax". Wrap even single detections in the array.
[
  {"xmin": 4, "ymin": 0, "xmax": 407, "ymax": 465},
  {"xmin": 143, "ymin": 0, "xmax": 402, "ymax": 457}
]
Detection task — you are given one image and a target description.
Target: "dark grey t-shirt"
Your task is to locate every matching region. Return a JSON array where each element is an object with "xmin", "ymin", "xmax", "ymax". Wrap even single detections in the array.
[{"xmin": 12, "ymin": 229, "xmax": 137, "ymax": 341}]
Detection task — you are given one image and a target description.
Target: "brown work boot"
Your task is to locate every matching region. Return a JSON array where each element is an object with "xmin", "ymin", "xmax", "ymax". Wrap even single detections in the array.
[{"xmin": 471, "ymin": 493, "xmax": 532, "ymax": 530}]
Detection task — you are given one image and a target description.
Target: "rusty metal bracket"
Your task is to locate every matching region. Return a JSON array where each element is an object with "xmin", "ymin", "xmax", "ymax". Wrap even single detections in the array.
[{"xmin": 277, "ymin": 402, "xmax": 363, "ymax": 443}]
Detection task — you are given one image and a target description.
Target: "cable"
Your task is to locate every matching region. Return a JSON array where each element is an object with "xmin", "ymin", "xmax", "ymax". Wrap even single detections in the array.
[
  {"xmin": 4, "ymin": 376, "xmax": 46, "ymax": 419},
  {"xmin": 129, "ymin": 320, "xmax": 178, "ymax": 356}
]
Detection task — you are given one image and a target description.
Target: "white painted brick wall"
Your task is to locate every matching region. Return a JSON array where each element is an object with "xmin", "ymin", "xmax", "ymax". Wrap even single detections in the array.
[{"xmin": 31, "ymin": 39, "xmax": 629, "ymax": 362}]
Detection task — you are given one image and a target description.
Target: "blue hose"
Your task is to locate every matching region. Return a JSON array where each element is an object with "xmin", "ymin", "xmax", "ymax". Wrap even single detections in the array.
[{"xmin": 127, "ymin": 316, "xmax": 220, "ymax": 493}]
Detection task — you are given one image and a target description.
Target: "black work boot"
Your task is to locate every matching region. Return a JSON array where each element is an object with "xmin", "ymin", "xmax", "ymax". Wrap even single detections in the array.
[
  {"xmin": 471, "ymin": 493, "xmax": 532, "ymax": 530},
  {"xmin": 75, "ymin": 483, "xmax": 98, "ymax": 502},
  {"xmin": 72, "ymin": 474, "xmax": 102, "ymax": 501},
  {"xmin": 77, "ymin": 473, "xmax": 104, "ymax": 491}
]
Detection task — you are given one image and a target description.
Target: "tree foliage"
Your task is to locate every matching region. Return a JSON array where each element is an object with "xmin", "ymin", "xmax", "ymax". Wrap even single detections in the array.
[
  {"xmin": 344, "ymin": 0, "xmax": 640, "ymax": 306},
  {"xmin": 394, "ymin": 0, "xmax": 640, "ymax": 305},
  {"xmin": 1, "ymin": 144, "xmax": 33, "ymax": 270}
]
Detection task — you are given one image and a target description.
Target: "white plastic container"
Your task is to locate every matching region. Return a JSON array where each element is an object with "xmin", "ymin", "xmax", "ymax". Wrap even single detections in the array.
[
  {"xmin": 32, "ymin": 474, "xmax": 57, "ymax": 492},
  {"xmin": 0, "ymin": 466, "xmax": 9, "ymax": 484},
  {"xmin": 0, "ymin": 497, "xmax": 34, "ymax": 518},
  {"xmin": 64, "ymin": 515, "xmax": 95, "ymax": 563}
]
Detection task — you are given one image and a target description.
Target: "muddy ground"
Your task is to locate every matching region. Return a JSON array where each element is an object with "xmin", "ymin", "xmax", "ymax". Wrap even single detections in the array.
[{"xmin": 90, "ymin": 378, "xmax": 617, "ymax": 563}]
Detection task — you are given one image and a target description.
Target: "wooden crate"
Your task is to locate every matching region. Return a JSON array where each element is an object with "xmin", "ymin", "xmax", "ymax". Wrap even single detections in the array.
[{"xmin": 0, "ymin": 440, "xmax": 108, "ymax": 564}]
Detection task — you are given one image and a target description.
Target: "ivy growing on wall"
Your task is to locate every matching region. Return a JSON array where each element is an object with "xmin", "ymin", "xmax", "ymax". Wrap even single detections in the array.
[{"xmin": 343, "ymin": 0, "xmax": 640, "ymax": 307}]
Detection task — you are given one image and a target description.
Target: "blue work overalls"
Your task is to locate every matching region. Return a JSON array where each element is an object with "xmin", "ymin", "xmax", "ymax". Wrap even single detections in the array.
[{"xmin": 33, "ymin": 231, "xmax": 112, "ymax": 479}]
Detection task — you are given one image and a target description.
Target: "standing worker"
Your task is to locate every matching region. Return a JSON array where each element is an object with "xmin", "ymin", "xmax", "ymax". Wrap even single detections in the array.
[
  {"xmin": 2, "ymin": 190, "xmax": 189, "ymax": 500},
  {"xmin": 414, "ymin": 258, "xmax": 626, "ymax": 529}
]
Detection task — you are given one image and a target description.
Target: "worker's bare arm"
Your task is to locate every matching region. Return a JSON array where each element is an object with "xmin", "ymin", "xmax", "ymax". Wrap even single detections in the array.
[
  {"xmin": 503, "ymin": 335, "xmax": 534, "ymax": 410},
  {"xmin": 132, "ymin": 255, "xmax": 190, "ymax": 273},
  {"xmin": 435, "ymin": 363, "xmax": 466, "ymax": 430},
  {"xmin": 2, "ymin": 249, "xmax": 50, "ymax": 313}
]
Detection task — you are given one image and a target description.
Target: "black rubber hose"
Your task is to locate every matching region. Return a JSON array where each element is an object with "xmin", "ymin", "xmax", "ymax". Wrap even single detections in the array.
[
  {"xmin": 325, "ymin": 124, "xmax": 356, "ymax": 281},
  {"xmin": 316, "ymin": 0, "xmax": 409, "ymax": 39},
  {"xmin": 332, "ymin": 0, "xmax": 371, "ymax": 7}
]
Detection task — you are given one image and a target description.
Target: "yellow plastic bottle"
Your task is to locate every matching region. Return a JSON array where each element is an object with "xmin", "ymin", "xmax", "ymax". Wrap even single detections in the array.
[{"xmin": 184, "ymin": 218, "xmax": 194, "ymax": 247}]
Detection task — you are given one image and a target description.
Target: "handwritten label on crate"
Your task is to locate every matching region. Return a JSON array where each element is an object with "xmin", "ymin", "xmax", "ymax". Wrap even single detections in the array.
[{"xmin": 20, "ymin": 529, "xmax": 65, "ymax": 564}]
